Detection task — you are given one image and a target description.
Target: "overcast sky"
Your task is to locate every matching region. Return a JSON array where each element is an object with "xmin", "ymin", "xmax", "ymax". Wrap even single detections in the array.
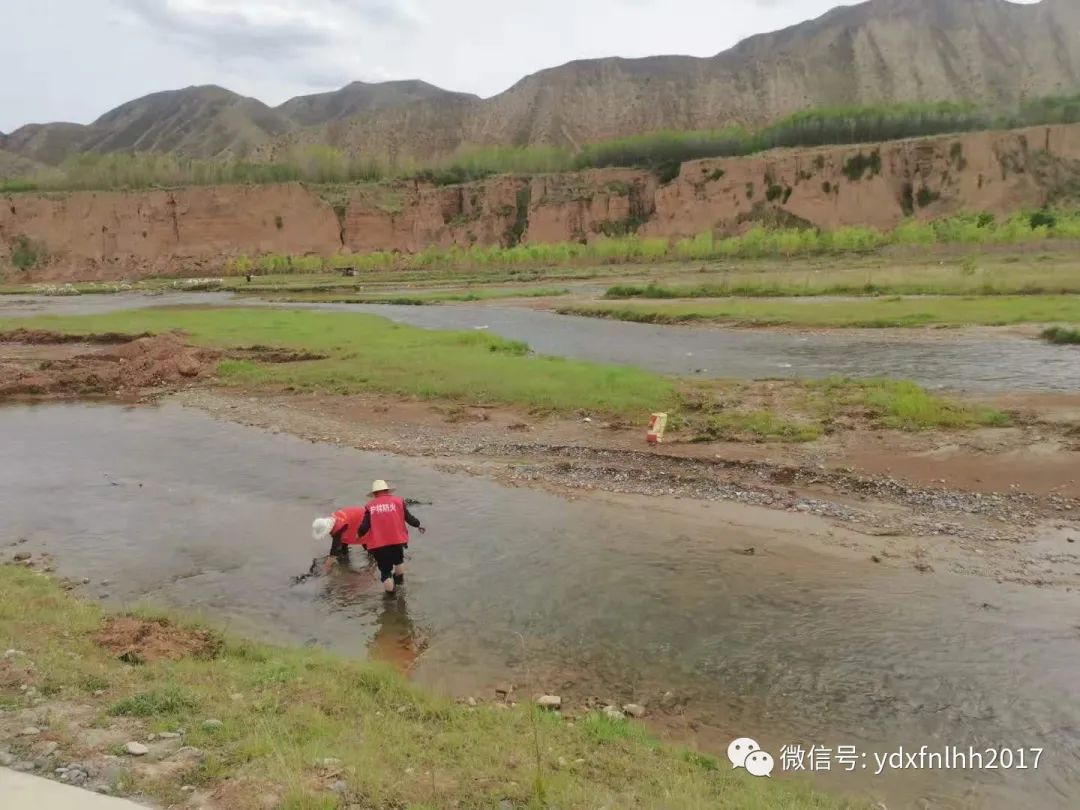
[{"xmin": 1, "ymin": 0, "xmax": 1044, "ymax": 132}]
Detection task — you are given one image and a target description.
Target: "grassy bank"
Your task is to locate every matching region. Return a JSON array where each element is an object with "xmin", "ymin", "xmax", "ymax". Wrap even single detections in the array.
[
  {"xmin": 683, "ymin": 377, "xmax": 1006, "ymax": 442},
  {"xmin": 558, "ymin": 295, "xmax": 1080, "ymax": 329},
  {"xmin": 0, "ymin": 307, "xmax": 677, "ymax": 416},
  {"xmin": 0, "ymin": 307, "xmax": 1007, "ymax": 434},
  {"xmin": 603, "ymin": 256, "xmax": 1080, "ymax": 299},
  {"xmin": 0, "ymin": 565, "xmax": 859, "ymax": 809},
  {"xmin": 251, "ymin": 287, "xmax": 571, "ymax": 306}
]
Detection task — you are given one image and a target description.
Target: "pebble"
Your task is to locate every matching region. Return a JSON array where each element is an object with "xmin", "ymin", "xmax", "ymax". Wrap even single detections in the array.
[
  {"xmin": 466, "ymin": 697, "xmax": 477, "ymax": 707},
  {"xmin": 19, "ymin": 727, "xmax": 41, "ymax": 736},
  {"xmin": 125, "ymin": 742, "xmax": 149, "ymax": 756},
  {"xmin": 81, "ymin": 578, "xmax": 91, "ymax": 585},
  {"xmin": 317, "ymin": 757, "xmax": 342, "ymax": 767},
  {"xmin": 0, "ymin": 751, "xmax": 16, "ymax": 767},
  {"xmin": 13, "ymin": 760, "xmax": 36, "ymax": 772},
  {"xmin": 181, "ymin": 786, "xmax": 197, "ymax": 794},
  {"xmin": 536, "ymin": 695, "xmax": 562, "ymax": 710},
  {"xmin": 39, "ymin": 741, "xmax": 59, "ymax": 756},
  {"xmin": 13, "ymin": 552, "xmax": 31, "ymax": 562},
  {"xmin": 330, "ymin": 780, "xmax": 348, "ymax": 794},
  {"xmin": 602, "ymin": 705, "xmax": 624, "ymax": 720},
  {"xmin": 623, "ymin": 703, "xmax": 647, "ymax": 718},
  {"xmin": 3, "ymin": 649, "xmax": 26, "ymax": 658},
  {"xmin": 158, "ymin": 731, "xmax": 182, "ymax": 739},
  {"xmin": 201, "ymin": 718, "xmax": 224, "ymax": 731},
  {"xmin": 95, "ymin": 785, "xmax": 113, "ymax": 795}
]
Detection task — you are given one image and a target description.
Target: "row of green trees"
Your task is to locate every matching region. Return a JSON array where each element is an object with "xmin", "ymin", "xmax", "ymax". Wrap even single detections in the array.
[
  {"xmin": 216, "ymin": 210, "xmax": 1080, "ymax": 277},
  {"xmin": 4, "ymin": 95, "xmax": 1079, "ymax": 193}
]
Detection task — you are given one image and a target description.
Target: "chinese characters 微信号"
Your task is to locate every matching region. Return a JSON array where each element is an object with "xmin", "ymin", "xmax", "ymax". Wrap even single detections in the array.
[{"xmin": 779, "ymin": 745, "xmax": 1044, "ymax": 776}]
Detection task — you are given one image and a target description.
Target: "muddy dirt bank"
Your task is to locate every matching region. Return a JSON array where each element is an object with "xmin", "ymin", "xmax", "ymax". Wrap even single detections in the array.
[{"xmin": 0, "ymin": 332, "xmax": 216, "ymax": 398}]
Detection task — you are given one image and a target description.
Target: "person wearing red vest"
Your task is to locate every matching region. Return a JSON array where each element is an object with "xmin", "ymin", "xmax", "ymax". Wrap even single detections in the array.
[
  {"xmin": 327, "ymin": 505, "xmax": 367, "ymax": 563},
  {"xmin": 356, "ymin": 479, "xmax": 425, "ymax": 594}
]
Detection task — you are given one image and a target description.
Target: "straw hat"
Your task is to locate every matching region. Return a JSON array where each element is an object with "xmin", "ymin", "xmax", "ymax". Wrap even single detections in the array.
[{"xmin": 369, "ymin": 479, "xmax": 392, "ymax": 495}]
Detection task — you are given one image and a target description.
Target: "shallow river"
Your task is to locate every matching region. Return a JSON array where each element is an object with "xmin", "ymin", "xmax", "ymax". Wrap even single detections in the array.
[
  {"xmin": 3, "ymin": 292, "xmax": 1079, "ymax": 392},
  {"xmin": 2, "ymin": 402, "xmax": 1077, "ymax": 808}
]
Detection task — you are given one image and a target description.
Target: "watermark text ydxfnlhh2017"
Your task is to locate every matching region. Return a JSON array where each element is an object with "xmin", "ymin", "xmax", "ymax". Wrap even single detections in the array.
[{"xmin": 778, "ymin": 745, "xmax": 1044, "ymax": 776}]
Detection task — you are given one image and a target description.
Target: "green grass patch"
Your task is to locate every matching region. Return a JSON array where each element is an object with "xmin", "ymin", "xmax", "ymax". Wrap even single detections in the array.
[
  {"xmin": 0, "ymin": 307, "xmax": 676, "ymax": 416},
  {"xmin": 602, "ymin": 258, "xmax": 1080, "ymax": 298},
  {"xmin": 254, "ymin": 286, "xmax": 571, "ymax": 305},
  {"xmin": 560, "ymin": 295, "xmax": 1080, "ymax": 328},
  {"xmin": 1041, "ymin": 326, "xmax": 1080, "ymax": 344},
  {"xmin": 110, "ymin": 686, "xmax": 201, "ymax": 717},
  {"xmin": 695, "ymin": 411, "xmax": 823, "ymax": 442},
  {"xmin": 811, "ymin": 377, "xmax": 1007, "ymax": 430},
  {"xmin": 0, "ymin": 565, "xmax": 862, "ymax": 809}
]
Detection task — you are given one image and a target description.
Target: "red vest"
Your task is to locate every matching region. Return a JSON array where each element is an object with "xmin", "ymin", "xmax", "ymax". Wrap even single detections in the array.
[
  {"xmin": 362, "ymin": 495, "xmax": 410, "ymax": 551},
  {"xmin": 331, "ymin": 506, "xmax": 367, "ymax": 546}
]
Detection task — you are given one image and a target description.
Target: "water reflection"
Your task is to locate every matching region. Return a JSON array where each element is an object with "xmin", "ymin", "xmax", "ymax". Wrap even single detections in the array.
[{"xmin": 320, "ymin": 557, "xmax": 425, "ymax": 673}]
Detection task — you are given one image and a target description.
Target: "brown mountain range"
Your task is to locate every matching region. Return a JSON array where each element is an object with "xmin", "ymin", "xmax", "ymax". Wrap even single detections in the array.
[{"xmin": 2, "ymin": 0, "xmax": 1078, "ymax": 172}]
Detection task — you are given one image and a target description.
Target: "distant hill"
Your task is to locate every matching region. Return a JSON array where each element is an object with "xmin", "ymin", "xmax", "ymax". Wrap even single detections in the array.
[
  {"xmin": 79, "ymin": 85, "xmax": 295, "ymax": 158},
  {"xmin": 1, "ymin": 122, "xmax": 91, "ymax": 165},
  {"xmin": 5, "ymin": 0, "xmax": 1079, "ymax": 168},
  {"xmin": 262, "ymin": 0, "xmax": 1080, "ymax": 162},
  {"xmin": 276, "ymin": 80, "xmax": 479, "ymax": 127},
  {"xmin": 2, "ymin": 86, "xmax": 297, "ymax": 166}
]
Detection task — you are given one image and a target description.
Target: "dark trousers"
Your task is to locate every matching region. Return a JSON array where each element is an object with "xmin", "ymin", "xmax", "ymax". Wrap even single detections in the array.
[
  {"xmin": 329, "ymin": 535, "xmax": 351, "ymax": 560},
  {"xmin": 369, "ymin": 545, "xmax": 405, "ymax": 582}
]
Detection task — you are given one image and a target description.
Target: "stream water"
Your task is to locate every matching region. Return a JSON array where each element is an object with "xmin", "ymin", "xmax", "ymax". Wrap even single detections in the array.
[
  {"xmin": 2, "ymin": 401, "xmax": 1077, "ymax": 808},
  {"xmin": 2, "ymin": 292, "xmax": 1078, "ymax": 392}
]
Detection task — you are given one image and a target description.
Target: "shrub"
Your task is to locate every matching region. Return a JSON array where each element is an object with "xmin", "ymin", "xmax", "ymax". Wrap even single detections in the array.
[
  {"xmin": 1041, "ymin": 326, "xmax": 1080, "ymax": 345},
  {"xmin": 10, "ymin": 235, "xmax": 46, "ymax": 270}
]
